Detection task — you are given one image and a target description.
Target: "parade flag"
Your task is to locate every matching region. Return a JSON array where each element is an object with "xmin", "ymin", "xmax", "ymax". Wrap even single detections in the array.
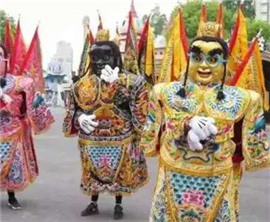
[
  {"xmin": 123, "ymin": 11, "xmax": 139, "ymax": 74},
  {"xmin": 89, "ymin": 29, "xmax": 95, "ymax": 44},
  {"xmin": 227, "ymin": 7, "xmax": 248, "ymax": 83},
  {"xmin": 20, "ymin": 27, "xmax": 44, "ymax": 92},
  {"xmin": 78, "ymin": 32, "xmax": 92, "ymax": 77},
  {"xmin": 4, "ymin": 19, "xmax": 15, "ymax": 70},
  {"xmin": 114, "ymin": 22, "xmax": 120, "ymax": 45},
  {"xmin": 138, "ymin": 16, "xmax": 155, "ymax": 80},
  {"xmin": 231, "ymin": 37, "xmax": 269, "ymax": 110},
  {"xmin": 159, "ymin": 9, "xmax": 188, "ymax": 82},
  {"xmin": 97, "ymin": 10, "xmax": 103, "ymax": 31},
  {"xmin": 197, "ymin": 4, "xmax": 207, "ymax": 36},
  {"xmin": 172, "ymin": 9, "xmax": 188, "ymax": 81},
  {"xmin": 79, "ymin": 21, "xmax": 95, "ymax": 77},
  {"xmin": 216, "ymin": 2, "xmax": 224, "ymax": 38},
  {"xmin": 158, "ymin": 37, "xmax": 173, "ymax": 83},
  {"xmin": 10, "ymin": 20, "xmax": 27, "ymax": 75}
]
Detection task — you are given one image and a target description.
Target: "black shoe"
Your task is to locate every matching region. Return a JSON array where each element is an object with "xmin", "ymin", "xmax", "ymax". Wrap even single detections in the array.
[
  {"xmin": 81, "ymin": 203, "xmax": 99, "ymax": 216},
  {"xmin": 7, "ymin": 198, "xmax": 22, "ymax": 210},
  {"xmin": 114, "ymin": 204, "xmax": 124, "ymax": 220}
]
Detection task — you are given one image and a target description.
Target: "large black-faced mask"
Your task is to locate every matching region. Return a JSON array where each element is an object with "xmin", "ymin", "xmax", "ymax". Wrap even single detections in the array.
[{"xmin": 90, "ymin": 41, "xmax": 122, "ymax": 77}]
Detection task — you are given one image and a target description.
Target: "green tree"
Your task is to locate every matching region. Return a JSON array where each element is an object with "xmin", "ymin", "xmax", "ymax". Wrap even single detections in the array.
[
  {"xmin": 169, "ymin": 0, "xmax": 257, "ymax": 40},
  {"xmin": 223, "ymin": 0, "xmax": 255, "ymax": 19},
  {"xmin": 0, "ymin": 10, "xmax": 16, "ymax": 42},
  {"xmin": 247, "ymin": 19, "xmax": 270, "ymax": 42},
  {"xmin": 142, "ymin": 5, "xmax": 168, "ymax": 37}
]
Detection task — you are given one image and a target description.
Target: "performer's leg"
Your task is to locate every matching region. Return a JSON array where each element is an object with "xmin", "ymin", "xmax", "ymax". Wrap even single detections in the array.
[
  {"xmin": 81, "ymin": 193, "xmax": 99, "ymax": 216},
  {"xmin": 7, "ymin": 191, "xmax": 21, "ymax": 210},
  {"xmin": 114, "ymin": 194, "xmax": 124, "ymax": 220}
]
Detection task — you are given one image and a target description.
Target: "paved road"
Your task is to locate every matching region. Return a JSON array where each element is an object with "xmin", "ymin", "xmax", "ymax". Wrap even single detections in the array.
[{"xmin": 1, "ymin": 108, "xmax": 270, "ymax": 222}]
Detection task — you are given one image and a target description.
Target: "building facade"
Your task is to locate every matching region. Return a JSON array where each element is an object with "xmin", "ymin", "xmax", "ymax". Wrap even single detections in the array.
[
  {"xmin": 255, "ymin": 0, "xmax": 270, "ymax": 22},
  {"xmin": 44, "ymin": 41, "xmax": 73, "ymax": 106}
]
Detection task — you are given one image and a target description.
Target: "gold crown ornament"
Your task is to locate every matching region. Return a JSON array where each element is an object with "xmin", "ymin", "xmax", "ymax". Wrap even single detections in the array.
[
  {"xmin": 197, "ymin": 22, "xmax": 223, "ymax": 38},
  {"xmin": 96, "ymin": 29, "xmax": 110, "ymax": 41}
]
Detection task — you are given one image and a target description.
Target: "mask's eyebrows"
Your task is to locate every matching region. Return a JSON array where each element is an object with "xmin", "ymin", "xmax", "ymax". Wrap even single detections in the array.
[
  {"xmin": 190, "ymin": 45, "xmax": 202, "ymax": 54},
  {"xmin": 103, "ymin": 49, "xmax": 113, "ymax": 55},
  {"xmin": 208, "ymin": 48, "xmax": 223, "ymax": 57},
  {"xmin": 90, "ymin": 48, "xmax": 103, "ymax": 55}
]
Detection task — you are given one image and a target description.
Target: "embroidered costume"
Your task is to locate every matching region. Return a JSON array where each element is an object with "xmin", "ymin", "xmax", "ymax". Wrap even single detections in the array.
[{"xmin": 0, "ymin": 74, "xmax": 54, "ymax": 191}]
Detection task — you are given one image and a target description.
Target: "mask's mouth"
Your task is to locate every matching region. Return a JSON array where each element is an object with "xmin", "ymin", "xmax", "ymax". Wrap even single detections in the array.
[
  {"xmin": 198, "ymin": 69, "xmax": 211, "ymax": 78},
  {"xmin": 95, "ymin": 65, "xmax": 105, "ymax": 75}
]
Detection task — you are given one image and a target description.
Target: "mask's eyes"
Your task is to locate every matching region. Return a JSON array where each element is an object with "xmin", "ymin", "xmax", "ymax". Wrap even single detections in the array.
[
  {"xmin": 207, "ymin": 55, "xmax": 219, "ymax": 65},
  {"xmin": 191, "ymin": 53, "xmax": 203, "ymax": 63},
  {"xmin": 103, "ymin": 55, "xmax": 110, "ymax": 61},
  {"xmin": 91, "ymin": 56, "xmax": 98, "ymax": 62}
]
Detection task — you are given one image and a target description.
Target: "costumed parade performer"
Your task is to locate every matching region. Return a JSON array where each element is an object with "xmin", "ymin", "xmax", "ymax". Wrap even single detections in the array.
[
  {"xmin": 0, "ymin": 43, "xmax": 54, "ymax": 209},
  {"xmin": 63, "ymin": 30, "xmax": 149, "ymax": 220},
  {"xmin": 140, "ymin": 21, "xmax": 270, "ymax": 221}
]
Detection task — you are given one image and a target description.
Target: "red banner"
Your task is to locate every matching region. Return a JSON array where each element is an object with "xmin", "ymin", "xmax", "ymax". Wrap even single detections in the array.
[{"xmin": 20, "ymin": 27, "xmax": 44, "ymax": 92}]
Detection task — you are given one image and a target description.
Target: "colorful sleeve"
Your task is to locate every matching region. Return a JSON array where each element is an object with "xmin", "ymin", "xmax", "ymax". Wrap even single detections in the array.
[
  {"xmin": 63, "ymin": 87, "xmax": 81, "ymax": 137},
  {"xmin": 139, "ymin": 85, "xmax": 162, "ymax": 157},
  {"xmin": 17, "ymin": 76, "xmax": 54, "ymax": 134},
  {"xmin": 242, "ymin": 91, "xmax": 270, "ymax": 171},
  {"xmin": 129, "ymin": 75, "xmax": 149, "ymax": 134}
]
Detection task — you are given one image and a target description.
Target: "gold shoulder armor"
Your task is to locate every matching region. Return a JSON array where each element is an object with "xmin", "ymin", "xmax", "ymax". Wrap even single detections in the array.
[{"xmin": 73, "ymin": 75, "xmax": 99, "ymax": 111}]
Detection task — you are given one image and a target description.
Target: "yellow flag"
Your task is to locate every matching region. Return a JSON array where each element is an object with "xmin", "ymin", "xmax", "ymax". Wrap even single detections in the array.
[
  {"xmin": 158, "ymin": 36, "xmax": 173, "ymax": 83},
  {"xmin": 145, "ymin": 24, "xmax": 154, "ymax": 77},
  {"xmin": 232, "ymin": 38, "xmax": 269, "ymax": 111},
  {"xmin": 253, "ymin": 41, "xmax": 269, "ymax": 110},
  {"xmin": 227, "ymin": 8, "xmax": 248, "ymax": 83},
  {"xmin": 172, "ymin": 9, "xmax": 188, "ymax": 81}
]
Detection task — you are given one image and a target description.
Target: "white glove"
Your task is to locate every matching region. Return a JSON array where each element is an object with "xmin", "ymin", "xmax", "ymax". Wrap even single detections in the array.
[
  {"xmin": 0, "ymin": 88, "xmax": 12, "ymax": 104},
  {"xmin": 100, "ymin": 65, "xmax": 119, "ymax": 83},
  {"xmin": 189, "ymin": 116, "xmax": 217, "ymax": 141},
  {"xmin": 187, "ymin": 130, "xmax": 203, "ymax": 151},
  {"xmin": 78, "ymin": 114, "xmax": 99, "ymax": 134}
]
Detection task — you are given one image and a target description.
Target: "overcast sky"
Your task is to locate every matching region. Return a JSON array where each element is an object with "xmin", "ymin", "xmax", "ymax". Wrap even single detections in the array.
[{"xmin": 2, "ymin": 0, "xmax": 184, "ymax": 71}]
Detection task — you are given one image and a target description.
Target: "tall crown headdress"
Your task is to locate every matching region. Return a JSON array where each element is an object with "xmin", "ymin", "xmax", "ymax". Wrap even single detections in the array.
[
  {"xmin": 197, "ymin": 22, "xmax": 223, "ymax": 38},
  {"xmin": 96, "ymin": 29, "xmax": 110, "ymax": 41}
]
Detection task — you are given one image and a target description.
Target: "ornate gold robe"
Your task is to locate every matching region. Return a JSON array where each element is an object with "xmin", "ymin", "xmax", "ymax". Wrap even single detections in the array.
[
  {"xmin": 140, "ymin": 81, "xmax": 270, "ymax": 221},
  {"xmin": 63, "ymin": 73, "xmax": 149, "ymax": 195}
]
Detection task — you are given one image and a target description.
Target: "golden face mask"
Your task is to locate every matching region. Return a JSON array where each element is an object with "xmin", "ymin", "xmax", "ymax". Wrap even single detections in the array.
[{"xmin": 188, "ymin": 40, "xmax": 226, "ymax": 85}]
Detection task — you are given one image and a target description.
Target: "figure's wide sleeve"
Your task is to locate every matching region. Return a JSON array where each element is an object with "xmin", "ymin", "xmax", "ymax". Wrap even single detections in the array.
[
  {"xmin": 63, "ymin": 87, "xmax": 82, "ymax": 137},
  {"xmin": 17, "ymin": 76, "xmax": 54, "ymax": 134},
  {"xmin": 242, "ymin": 91, "xmax": 270, "ymax": 171},
  {"xmin": 129, "ymin": 75, "xmax": 149, "ymax": 134},
  {"xmin": 139, "ymin": 85, "xmax": 163, "ymax": 157}
]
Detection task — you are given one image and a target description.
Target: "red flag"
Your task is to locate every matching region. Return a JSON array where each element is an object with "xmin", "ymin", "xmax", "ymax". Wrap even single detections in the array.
[
  {"xmin": 4, "ymin": 19, "xmax": 15, "ymax": 69},
  {"xmin": 88, "ymin": 27, "xmax": 95, "ymax": 44},
  {"xmin": 97, "ymin": 11, "xmax": 103, "ymax": 31},
  {"xmin": 216, "ymin": 3, "xmax": 224, "ymax": 38},
  {"xmin": 10, "ymin": 20, "xmax": 27, "ymax": 75},
  {"xmin": 137, "ymin": 15, "xmax": 155, "ymax": 80},
  {"xmin": 20, "ymin": 27, "xmax": 44, "ymax": 92},
  {"xmin": 197, "ymin": 4, "xmax": 207, "ymax": 36},
  {"xmin": 137, "ymin": 16, "xmax": 150, "ymax": 57}
]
